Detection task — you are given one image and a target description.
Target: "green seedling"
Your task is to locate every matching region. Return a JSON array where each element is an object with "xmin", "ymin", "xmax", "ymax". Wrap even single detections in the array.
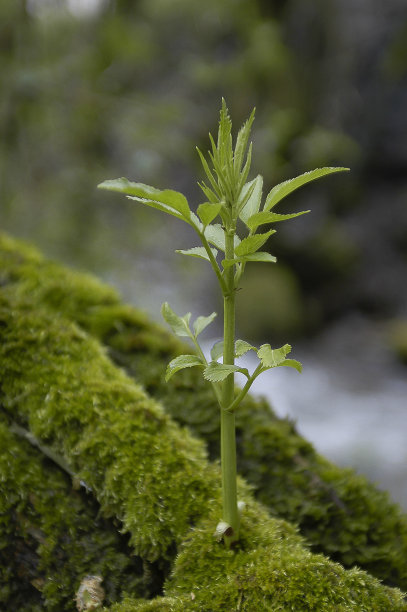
[{"xmin": 98, "ymin": 100, "xmax": 349, "ymax": 547}]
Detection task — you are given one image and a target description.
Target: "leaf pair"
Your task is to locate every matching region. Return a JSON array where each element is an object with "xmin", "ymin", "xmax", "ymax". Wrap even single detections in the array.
[
  {"xmin": 204, "ymin": 339, "xmax": 302, "ymax": 386},
  {"xmin": 161, "ymin": 303, "xmax": 217, "ymax": 382},
  {"xmin": 161, "ymin": 302, "xmax": 216, "ymax": 339},
  {"xmin": 240, "ymin": 166, "xmax": 350, "ymax": 232}
]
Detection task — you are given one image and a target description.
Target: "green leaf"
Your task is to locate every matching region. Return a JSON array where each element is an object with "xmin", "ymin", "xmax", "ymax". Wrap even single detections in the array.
[
  {"xmin": 222, "ymin": 252, "xmax": 276, "ymax": 268},
  {"xmin": 247, "ymin": 210, "xmax": 310, "ymax": 231},
  {"xmin": 257, "ymin": 343, "xmax": 292, "ymax": 368},
  {"xmin": 197, "ymin": 202, "xmax": 223, "ymax": 226},
  {"xmin": 204, "ymin": 224, "xmax": 225, "ymax": 251},
  {"xmin": 196, "ymin": 148, "xmax": 222, "ymax": 199},
  {"xmin": 218, "ymin": 99, "xmax": 233, "ymax": 163},
  {"xmin": 165, "ymin": 355, "xmax": 204, "ymax": 381},
  {"xmin": 175, "ymin": 246, "xmax": 218, "ymax": 262},
  {"xmin": 264, "ymin": 167, "xmax": 350, "ymax": 211},
  {"xmin": 235, "ymin": 340, "xmax": 256, "ymax": 358},
  {"xmin": 203, "ymin": 362, "xmax": 247, "ymax": 382},
  {"xmin": 234, "ymin": 230, "xmax": 275, "ymax": 257},
  {"xmin": 98, "ymin": 178, "xmax": 191, "ymax": 222},
  {"xmin": 239, "ymin": 175, "xmax": 263, "ymax": 225},
  {"xmin": 237, "ymin": 142, "xmax": 252, "ymax": 193},
  {"xmin": 234, "ymin": 108, "xmax": 255, "ymax": 176},
  {"xmin": 198, "ymin": 181, "xmax": 218, "ymax": 204},
  {"xmin": 240, "ymin": 252, "xmax": 277, "ymax": 263},
  {"xmin": 205, "ymin": 224, "xmax": 240, "ymax": 252},
  {"xmin": 210, "ymin": 340, "xmax": 224, "ymax": 361},
  {"xmin": 161, "ymin": 302, "xmax": 192, "ymax": 337},
  {"xmin": 279, "ymin": 359, "xmax": 303, "ymax": 373},
  {"xmin": 193, "ymin": 312, "xmax": 217, "ymax": 337}
]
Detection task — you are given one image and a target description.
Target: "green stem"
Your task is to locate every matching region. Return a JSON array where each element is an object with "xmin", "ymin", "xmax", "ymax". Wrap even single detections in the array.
[
  {"xmin": 190, "ymin": 334, "xmax": 222, "ymax": 404},
  {"xmin": 227, "ymin": 364, "xmax": 263, "ymax": 413},
  {"xmin": 199, "ymin": 230, "xmax": 227, "ymax": 294},
  {"xmin": 221, "ymin": 227, "xmax": 239, "ymax": 546}
]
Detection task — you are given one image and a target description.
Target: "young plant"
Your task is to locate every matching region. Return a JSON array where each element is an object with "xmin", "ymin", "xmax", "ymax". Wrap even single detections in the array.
[{"xmin": 98, "ymin": 101, "xmax": 349, "ymax": 547}]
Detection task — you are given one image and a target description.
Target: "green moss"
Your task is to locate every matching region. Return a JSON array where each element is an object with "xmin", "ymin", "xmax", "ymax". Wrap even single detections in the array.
[
  {"xmin": 165, "ymin": 502, "xmax": 407, "ymax": 611},
  {"xmin": 0, "ymin": 282, "xmax": 216, "ymax": 564},
  {"xmin": 1, "ymin": 231, "xmax": 407, "ymax": 609},
  {"xmin": 108, "ymin": 596, "xmax": 188, "ymax": 611},
  {"xmin": 0, "ymin": 421, "xmax": 149, "ymax": 611}
]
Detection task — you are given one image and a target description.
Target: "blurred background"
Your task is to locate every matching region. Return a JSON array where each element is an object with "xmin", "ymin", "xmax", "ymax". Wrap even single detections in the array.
[{"xmin": 1, "ymin": 0, "xmax": 407, "ymax": 505}]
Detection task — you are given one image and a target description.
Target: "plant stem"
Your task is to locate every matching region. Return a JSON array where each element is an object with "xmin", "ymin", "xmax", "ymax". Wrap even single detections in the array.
[
  {"xmin": 221, "ymin": 227, "xmax": 239, "ymax": 546},
  {"xmin": 227, "ymin": 364, "xmax": 263, "ymax": 413}
]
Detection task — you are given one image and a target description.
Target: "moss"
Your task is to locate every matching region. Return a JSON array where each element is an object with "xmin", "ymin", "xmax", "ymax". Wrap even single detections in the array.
[
  {"xmin": 108, "ymin": 504, "xmax": 407, "ymax": 611},
  {"xmin": 1, "ymin": 231, "xmax": 407, "ymax": 607},
  {"xmin": 0, "ymin": 284, "xmax": 216, "ymax": 564},
  {"xmin": 0, "ymin": 421, "xmax": 150, "ymax": 611},
  {"xmin": 108, "ymin": 596, "xmax": 188, "ymax": 611},
  {"xmin": 165, "ymin": 502, "xmax": 407, "ymax": 611}
]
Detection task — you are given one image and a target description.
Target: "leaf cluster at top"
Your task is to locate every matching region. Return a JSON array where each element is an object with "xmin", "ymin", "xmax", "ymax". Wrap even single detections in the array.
[{"xmin": 98, "ymin": 100, "xmax": 348, "ymax": 288}]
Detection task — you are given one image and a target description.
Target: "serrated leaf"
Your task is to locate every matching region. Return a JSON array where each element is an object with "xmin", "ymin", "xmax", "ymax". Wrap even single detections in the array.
[
  {"xmin": 193, "ymin": 312, "xmax": 217, "ymax": 337},
  {"xmin": 222, "ymin": 252, "xmax": 277, "ymax": 268},
  {"xmin": 264, "ymin": 167, "xmax": 350, "ymax": 211},
  {"xmin": 234, "ymin": 230, "xmax": 275, "ymax": 257},
  {"xmin": 203, "ymin": 362, "xmax": 246, "ymax": 382},
  {"xmin": 239, "ymin": 175, "xmax": 263, "ymax": 225},
  {"xmin": 198, "ymin": 181, "xmax": 218, "ymax": 204},
  {"xmin": 241, "ymin": 252, "xmax": 277, "ymax": 263},
  {"xmin": 175, "ymin": 246, "xmax": 218, "ymax": 262},
  {"xmin": 210, "ymin": 340, "xmax": 224, "ymax": 361},
  {"xmin": 204, "ymin": 224, "xmax": 241, "ymax": 252},
  {"xmin": 235, "ymin": 340, "xmax": 256, "ymax": 358},
  {"xmin": 234, "ymin": 108, "xmax": 255, "ymax": 176},
  {"xmin": 218, "ymin": 98, "xmax": 233, "ymax": 162},
  {"xmin": 257, "ymin": 343, "xmax": 292, "ymax": 368},
  {"xmin": 98, "ymin": 178, "xmax": 191, "ymax": 221},
  {"xmin": 247, "ymin": 210, "xmax": 310, "ymax": 231},
  {"xmin": 279, "ymin": 359, "xmax": 303, "ymax": 373},
  {"xmin": 197, "ymin": 202, "xmax": 223, "ymax": 226},
  {"xmin": 189, "ymin": 212, "xmax": 203, "ymax": 232},
  {"xmin": 161, "ymin": 302, "xmax": 192, "ymax": 337},
  {"xmin": 204, "ymin": 224, "xmax": 225, "ymax": 251},
  {"xmin": 196, "ymin": 148, "xmax": 222, "ymax": 199},
  {"xmin": 165, "ymin": 355, "xmax": 204, "ymax": 381}
]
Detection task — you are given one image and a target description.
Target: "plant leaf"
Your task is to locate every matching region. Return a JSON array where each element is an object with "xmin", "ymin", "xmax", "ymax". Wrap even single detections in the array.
[
  {"xmin": 203, "ymin": 362, "xmax": 247, "ymax": 382},
  {"xmin": 247, "ymin": 210, "xmax": 310, "ymax": 231},
  {"xmin": 205, "ymin": 224, "xmax": 240, "ymax": 252},
  {"xmin": 239, "ymin": 175, "xmax": 263, "ymax": 225},
  {"xmin": 257, "ymin": 343, "xmax": 292, "ymax": 368},
  {"xmin": 210, "ymin": 340, "xmax": 224, "ymax": 361},
  {"xmin": 175, "ymin": 246, "xmax": 218, "ymax": 262},
  {"xmin": 165, "ymin": 355, "xmax": 204, "ymax": 381},
  {"xmin": 197, "ymin": 202, "xmax": 223, "ymax": 226},
  {"xmin": 193, "ymin": 312, "xmax": 217, "ymax": 337},
  {"xmin": 234, "ymin": 230, "xmax": 275, "ymax": 257},
  {"xmin": 264, "ymin": 167, "xmax": 350, "ymax": 211},
  {"xmin": 196, "ymin": 148, "xmax": 222, "ymax": 199},
  {"xmin": 161, "ymin": 302, "xmax": 192, "ymax": 337},
  {"xmin": 235, "ymin": 339, "xmax": 256, "ymax": 358},
  {"xmin": 205, "ymin": 224, "xmax": 225, "ymax": 251},
  {"xmin": 279, "ymin": 359, "xmax": 303, "ymax": 373},
  {"xmin": 98, "ymin": 178, "xmax": 191, "ymax": 221},
  {"xmin": 222, "ymin": 252, "xmax": 276, "ymax": 268},
  {"xmin": 234, "ymin": 108, "xmax": 255, "ymax": 176}
]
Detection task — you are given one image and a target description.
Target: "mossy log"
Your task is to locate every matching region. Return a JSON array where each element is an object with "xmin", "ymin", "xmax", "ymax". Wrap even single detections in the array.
[{"xmin": 1, "ymin": 232, "xmax": 406, "ymax": 611}]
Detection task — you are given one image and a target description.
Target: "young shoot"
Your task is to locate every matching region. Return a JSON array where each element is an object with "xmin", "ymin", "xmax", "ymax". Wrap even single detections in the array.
[{"xmin": 98, "ymin": 100, "xmax": 349, "ymax": 548}]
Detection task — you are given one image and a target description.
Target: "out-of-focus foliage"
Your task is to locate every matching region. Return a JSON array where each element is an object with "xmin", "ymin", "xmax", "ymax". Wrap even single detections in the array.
[{"xmin": 1, "ymin": 0, "xmax": 406, "ymax": 340}]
